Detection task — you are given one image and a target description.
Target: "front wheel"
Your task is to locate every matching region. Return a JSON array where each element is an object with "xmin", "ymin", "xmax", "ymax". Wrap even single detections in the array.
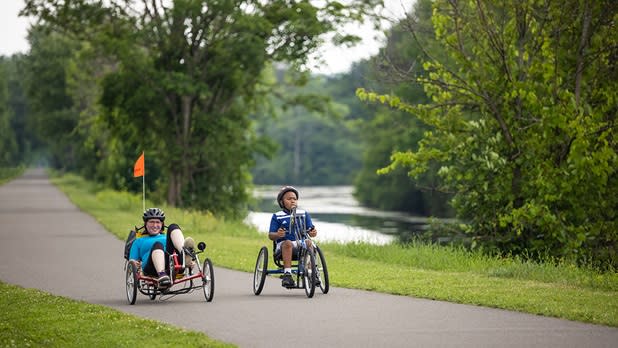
[
  {"xmin": 315, "ymin": 246, "xmax": 329, "ymax": 294},
  {"xmin": 253, "ymin": 247, "xmax": 268, "ymax": 295},
  {"xmin": 125, "ymin": 261, "xmax": 138, "ymax": 305},
  {"xmin": 302, "ymin": 250, "xmax": 316, "ymax": 298},
  {"xmin": 202, "ymin": 258, "xmax": 215, "ymax": 302}
]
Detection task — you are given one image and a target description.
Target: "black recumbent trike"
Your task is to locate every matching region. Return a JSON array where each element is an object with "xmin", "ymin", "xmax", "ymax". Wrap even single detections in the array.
[
  {"xmin": 252, "ymin": 208, "xmax": 329, "ymax": 298},
  {"xmin": 123, "ymin": 228, "xmax": 215, "ymax": 304}
]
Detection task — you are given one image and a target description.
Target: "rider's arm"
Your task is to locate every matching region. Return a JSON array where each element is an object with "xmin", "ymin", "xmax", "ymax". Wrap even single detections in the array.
[
  {"xmin": 269, "ymin": 228, "xmax": 286, "ymax": 240},
  {"xmin": 308, "ymin": 226, "xmax": 317, "ymax": 237},
  {"xmin": 268, "ymin": 214, "xmax": 285, "ymax": 241},
  {"xmin": 305, "ymin": 212, "xmax": 317, "ymax": 237},
  {"xmin": 128, "ymin": 238, "xmax": 142, "ymax": 262}
]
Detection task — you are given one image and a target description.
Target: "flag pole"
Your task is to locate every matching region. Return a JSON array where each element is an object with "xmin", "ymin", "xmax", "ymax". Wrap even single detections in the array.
[
  {"xmin": 133, "ymin": 151, "xmax": 146, "ymax": 213},
  {"xmin": 142, "ymin": 152, "xmax": 146, "ymax": 212}
]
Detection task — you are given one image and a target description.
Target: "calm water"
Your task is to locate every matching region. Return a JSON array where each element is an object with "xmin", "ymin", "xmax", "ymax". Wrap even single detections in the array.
[{"xmin": 245, "ymin": 186, "xmax": 438, "ymax": 245}]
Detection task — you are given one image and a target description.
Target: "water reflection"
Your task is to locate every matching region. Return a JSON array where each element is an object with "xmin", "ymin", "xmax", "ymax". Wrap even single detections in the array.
[
  {"xmin": 245, "ymin": 185, "xmax": 436, "ymax": 245},
  {"xmin": 245, "ymin": 212, "xmax": 395, "ymax": 245}
]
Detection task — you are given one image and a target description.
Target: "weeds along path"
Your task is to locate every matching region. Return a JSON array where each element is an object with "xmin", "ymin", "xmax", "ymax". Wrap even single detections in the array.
[{"xmin": 1, "ymin": 168, "xmax": 617, "ymax": 348}]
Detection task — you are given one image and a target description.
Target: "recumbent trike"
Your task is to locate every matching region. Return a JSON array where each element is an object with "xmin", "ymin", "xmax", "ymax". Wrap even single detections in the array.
[
  {"xmin": 123, "ymin": 227, "xmax": 215, "ymax": 304},
  {"xmin": 252, "ymin": 208, "xmax": 329, "ymax": 298}
]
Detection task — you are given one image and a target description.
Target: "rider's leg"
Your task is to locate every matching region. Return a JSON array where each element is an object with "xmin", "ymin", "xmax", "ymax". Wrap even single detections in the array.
[
  {"xmin": 151, "ymin": 248, "xmax": 166, "ymax": 272},
  {"xmin": 282, "ymin": 240, "xmax": 293, "ymax": 269},
  {"xmin": 280, "ymin": 240, "xmax": 295, "ymax": 287},
  {"xmin": 167, "ymin": 224, "xmax": 185, "ymax": 252},
  {"xmin": 150, "ymin": 242, "xmax": 170, "ymax": 286},
  {"xmin": 166, "ymin": 224, "xmax": 195, "ymax": 267}
]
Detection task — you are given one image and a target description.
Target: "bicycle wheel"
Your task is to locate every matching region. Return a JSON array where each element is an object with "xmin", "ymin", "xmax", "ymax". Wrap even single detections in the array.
[
  {"xmin": 202, "ymin": 258, "xmax": 215, "ymax": 302},
  {"xmin": 315, "ymin": 246, "xmax": 329, "ymax": 294},
  {"xmin": 302, "ymin": 249, "xmax": 316, "ymax": 298},
  {"xmin": 125, "ymin": 262, "xmax": 138, "ymax": 305},
  {"xmin": 253, "ymin": 246, "xmax": 268, "ymax": 295}
]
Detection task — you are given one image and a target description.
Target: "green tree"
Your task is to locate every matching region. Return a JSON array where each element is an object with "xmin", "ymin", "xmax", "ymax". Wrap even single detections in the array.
[
  {"xmin": 251, "ymin": 69, "xmax": 361, "ymax": 186},
  {"xmin": 358, "ymin": 0, "xmax": 617, "ymax": 267},
  {"xmin": 0, "ymin": 59, "xmax": 19, "ymax": 166},
  {"xmin": 352, "ymin": 0, "xmax": 453, "ymax": 216},
  {"xmin": 4, "ymin": 54, "xmax": 40, "ymax": 166},
  {"xmin": 20, "ymin": 26, "xmax": 82, "ymax": 170},
  {"xmin": 23, "ymin": 0, "xmax": 385, "ymax": 217}
]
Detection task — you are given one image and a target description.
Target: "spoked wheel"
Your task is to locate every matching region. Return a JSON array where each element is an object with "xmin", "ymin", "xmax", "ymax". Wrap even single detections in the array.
[
  {"xmin": 125, "ymin": 261, "xmax": 138, "ymax": 305},
  {"xmin": 302, "ymin": 250, "xmax": 316, "ymax": 298},
  {"xmin": 201, "ymin": 258, "xmax": 215, "ymax": 302},
  {"xmin": 314, "ymin": 246, "xmax": 329, "ymax": 294},
  {"xmin": 253, "ymin": 246, "xmax": 268, "ymax": 295}
]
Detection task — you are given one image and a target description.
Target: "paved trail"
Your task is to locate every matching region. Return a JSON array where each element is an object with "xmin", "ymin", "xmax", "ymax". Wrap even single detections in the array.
[{"xmin": 1, "ymin": 169, "xmax": 616, "ymax": 347}]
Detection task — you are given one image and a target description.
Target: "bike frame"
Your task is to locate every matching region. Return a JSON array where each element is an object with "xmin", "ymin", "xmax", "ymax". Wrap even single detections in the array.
[{"xmin": 133, "ymin": 249, "xmax": 206, "ymax": 297}]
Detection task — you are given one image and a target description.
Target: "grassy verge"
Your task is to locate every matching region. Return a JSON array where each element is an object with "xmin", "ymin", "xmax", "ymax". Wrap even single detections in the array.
[
  {"xmin": 0, "ymin": 166, "xmax": 25, "ymax": 185},
  {"xmin": 0, "ymin": 282, "xmax": 233, "ymax": 348},
  {"xmin": 49, "ymin": 173, "xmax": 618, "ymax": 327}
]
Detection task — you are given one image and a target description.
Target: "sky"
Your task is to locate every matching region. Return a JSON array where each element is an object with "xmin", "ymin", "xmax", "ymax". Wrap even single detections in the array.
[{"xmin": 0, "ymin": 0, "xmax": 410, "ymax": 75}]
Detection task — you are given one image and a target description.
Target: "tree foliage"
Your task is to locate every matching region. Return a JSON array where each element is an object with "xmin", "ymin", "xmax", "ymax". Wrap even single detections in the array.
[
  {"xmin": 358, "ymin": 0, "xmax": 617, "ymax": 267},
  {"xmin": 21, "ymin": 0, "xmax": 385, "ymax": 218},
  {"xmin": 352, "ymin": 0, "xmax": 453, "ymax": 216},
  {"xmin": 20, "ymin": 26, "xmax": 84, "ymax": 171},
  {"xmin": 251, "ymin": 68, "xmax": 363, "ymax": 186},
  {"xmin": 0, "ymin": 60, "xmax": 19, "ymax": 166}
]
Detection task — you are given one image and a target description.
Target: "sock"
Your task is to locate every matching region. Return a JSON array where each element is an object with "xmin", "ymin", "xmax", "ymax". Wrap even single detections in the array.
[
  {"xmin": 284, "ymin": 268, "xmax": 291, "ymax": 274},
  {"xmin": 158, "ymin": 271, "xmax": 167, "ymax": 277}
]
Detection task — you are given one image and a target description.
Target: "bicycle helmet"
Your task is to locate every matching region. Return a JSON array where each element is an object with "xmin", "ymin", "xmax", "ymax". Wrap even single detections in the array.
[
  {"xmin": 143, "ymin": 207, "xmax": 165, "ymax": 222},
  {"xmin": 277, "ymin": 186, "xmax": 299, "ymax": 209}
]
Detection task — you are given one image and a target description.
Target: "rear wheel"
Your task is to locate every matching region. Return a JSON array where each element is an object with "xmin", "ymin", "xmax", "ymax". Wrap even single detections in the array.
[
  {"xmin": 302, "ymin": 250, "xmax": 316, "ymax": 298},
  {"xmin": 315, "ymin": 246, "xmax": 329, "ymax": 294},
  {"xmin": 202, "ymin": 258, "xmax": 215, "ymax": 302},
  {"xmin": 253, "ymin": 247, "xmax": 268, "ymax": 295},
  {"xmin": 125, "ymin": 262, "xmax": 138, "ymax": 305}
]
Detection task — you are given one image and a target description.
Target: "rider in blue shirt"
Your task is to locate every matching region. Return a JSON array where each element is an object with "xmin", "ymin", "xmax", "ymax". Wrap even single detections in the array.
[
  {"xmin": 269, "ymin": 186, "xmax": 318, "ymax": 288},
  {"xmin": 129, "ymin": 207, "xmax": 195, "ymax": 287}
]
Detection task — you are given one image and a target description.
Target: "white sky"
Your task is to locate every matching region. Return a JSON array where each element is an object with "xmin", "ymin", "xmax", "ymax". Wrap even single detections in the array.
[{"xmin": 0, "ymin": 0, "xmax": 410, "ymax": 75}]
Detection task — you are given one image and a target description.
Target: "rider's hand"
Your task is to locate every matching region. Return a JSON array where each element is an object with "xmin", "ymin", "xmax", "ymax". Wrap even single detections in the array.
[
  {"xmin": 276, "ymin": 227, "xmax": 286, "ymax": 238},
  {"xmin": 308, "ymin": 227, "xmax": 317, "ymax": 238}
]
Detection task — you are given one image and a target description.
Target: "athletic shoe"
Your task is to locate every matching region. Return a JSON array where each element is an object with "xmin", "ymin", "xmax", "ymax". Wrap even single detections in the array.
[
  {"xmin": 281, "ymin": 273, "xmax": 295, "ymax": 288},
  {"xmin": 184, "ymin": 237, "xmax": 196, "ymax": 267},
  {"xmin": 184, "ymin": 237, "xmax": 196, "ymax": 250},
  {"xmin": 157, "ymin": 274, "xmax": 171, "ymax": 287}
]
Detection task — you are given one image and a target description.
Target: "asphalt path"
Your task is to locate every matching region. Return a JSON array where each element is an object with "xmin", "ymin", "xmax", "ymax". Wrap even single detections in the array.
[{"xmin": 1, "ymin": 168, "xmax": 617, "ymax": 347}]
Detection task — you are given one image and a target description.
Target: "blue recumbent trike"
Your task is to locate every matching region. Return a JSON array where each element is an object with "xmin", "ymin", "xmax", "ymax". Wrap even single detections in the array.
[{"xmin": 252, "ymin": 208, "xmax": 329, "ymax": 298}]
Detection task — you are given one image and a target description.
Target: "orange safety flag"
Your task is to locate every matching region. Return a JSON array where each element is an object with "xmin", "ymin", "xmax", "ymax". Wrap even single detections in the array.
[{"xmin": 133, "ymin": 152, "xmax": 145, "ymax": 177}]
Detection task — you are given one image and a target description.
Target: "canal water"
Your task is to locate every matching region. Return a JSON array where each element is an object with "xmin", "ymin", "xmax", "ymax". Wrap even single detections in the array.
[{"xmin": 245, "ymin": 186, "xmax": 439, "ymax": 245}]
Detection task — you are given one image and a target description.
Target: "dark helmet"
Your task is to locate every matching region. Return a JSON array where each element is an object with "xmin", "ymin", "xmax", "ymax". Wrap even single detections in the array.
[
  {"xmin": 277, "ymin": 186, "xmax": 299, "ymax": 209},
  {"xmin": 143, "ymin": 207, "xmax": 165, "ymax": 222}
]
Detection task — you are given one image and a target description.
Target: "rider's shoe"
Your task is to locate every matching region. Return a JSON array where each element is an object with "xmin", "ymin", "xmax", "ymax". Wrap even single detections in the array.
[
  {"xmin": 184, "ymin": 237, "xmax": 196, "ymax": 250},
  {"xmin": 184, "ymin": 237, "xmax": 196, "ymax": 268},
  {"xmin": 281, "ymin": 273, "xmax": 295, "ymax": 288},
  {"xmin": 157, "ymin": 274, "xmax": 171, "ymax": 288}
]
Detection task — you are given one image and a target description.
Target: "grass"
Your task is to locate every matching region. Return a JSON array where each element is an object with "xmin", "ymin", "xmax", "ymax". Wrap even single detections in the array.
[
  {"xmin": 0, "ymin": 166, "xmax": 25, "ymax": 185},
  {"xmin": 0, "ymin": 282, "xmax": 233, "ymax": 348},
  {"xmin": 49, "ymin": 173, "xmax": 618, "ymax": 327},
  {"xmin": 1, "ymin": 170, "xmax": 617, "ymax": 347}
]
